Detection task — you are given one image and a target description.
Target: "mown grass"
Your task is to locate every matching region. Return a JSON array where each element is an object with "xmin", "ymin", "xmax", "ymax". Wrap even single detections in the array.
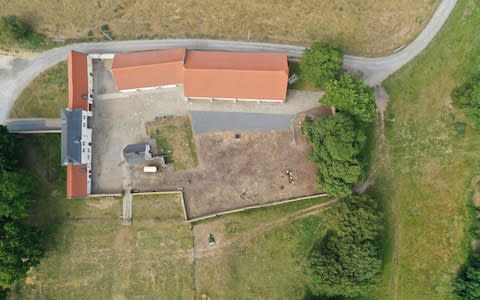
[
  {"xmin": 146, "ymin": 116, "xmax": 198, "ymax": 170},
  {"xmin": 0, "ymin": 0, "xmax": 439, "ymax": 56},
  {"xmin": 379, "ymin": 1, "xmax": 480, "ymax": 298},
  {"xmin": 10, "ymin": 135, "xmax": 194, "ymax": 299},
  {"xmin": 9, "ymin": 61, "xmax": 67, "ymax": 119}
]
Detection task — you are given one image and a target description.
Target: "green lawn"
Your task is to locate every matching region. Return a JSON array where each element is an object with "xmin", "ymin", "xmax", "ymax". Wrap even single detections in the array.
[
  {"xmin": 379, "ymin": 1, "xmax": 480, "ymax": 298},
  {"xmin": 9, "ymin": 61, "xmax": 67, "ymax": 119},
  {"xmin": 146, "ymin": 116, "xmax": 198, "ymax": 170},
  {"xmin": 288, "ymin": 61, "xmax": 321, "ymax": 91}
]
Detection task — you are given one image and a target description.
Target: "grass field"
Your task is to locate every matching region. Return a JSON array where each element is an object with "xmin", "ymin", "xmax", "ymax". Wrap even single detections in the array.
[
  {"xmin": 10, "ymin": 135, "xmax": 194, "ymax": 299},
  {"xmin": 146, "ymin": 116, "xmax": 198, "ymax": 170},
  {"xmin": 379, "ymin": 1, "xmax": 480, "ymax": 298},
  {"xmin": 9, "ymin": 61, "xmax": 67, "ymax": 118},
  {"xmin": 0, "ymin": 0, "xmax": 439, "ymax": 56},
  {"xmin": 11, "ymin": 134, "xmax": 338, "ymax": 299},
  {"xmin": 194, "ymin": 196, "xmax": 335, "ymax": 299}
]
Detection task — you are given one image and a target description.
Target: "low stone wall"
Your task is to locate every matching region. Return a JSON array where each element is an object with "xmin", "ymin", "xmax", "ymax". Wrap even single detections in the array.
[
  {"xmin": 187, "ymin": 192, "xmax": 328, "ymax": 223},
  {"xmin": 91, "ymin": 190, "xmax": 329, "ymax": 223}
]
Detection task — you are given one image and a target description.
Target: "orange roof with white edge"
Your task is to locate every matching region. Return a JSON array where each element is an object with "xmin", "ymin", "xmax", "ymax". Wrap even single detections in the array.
[
  {"xmin": 66, "ymin": 164, "xmax": 88, "ymax": 199},
  {"xmin": 68, "ymin": 51, "xmax": 89, "ymax": 110},
  {"xmin": 184, "ymin": 50, "xmax": 289, "ymax": 101},
  {"xmin": 112, "ymin": 48, "xmax": 186, "ymax": 90}
]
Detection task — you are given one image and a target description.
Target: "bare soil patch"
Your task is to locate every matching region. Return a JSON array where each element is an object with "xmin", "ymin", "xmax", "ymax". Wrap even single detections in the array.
[{"xmin": 130, "ymin": 130, "xmax": 320, "ymax": 219}]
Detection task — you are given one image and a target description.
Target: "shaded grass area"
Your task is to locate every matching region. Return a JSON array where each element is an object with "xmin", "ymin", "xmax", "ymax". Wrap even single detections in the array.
[
  {"xmin": 10, "ymin": 135, "xmax": 194, "ymax": 299},
  {"xmin": 379, "ymin": 1, "xmax": 480, "ymax": 298},
  {"xmin": 288, "ymin": 61, "xmax": 319, "ymax": 91},
  {"xmin": 146, "ymin": 116, "xmax": 198, "ymax": 170},
  {"xmin": 9, "ymin": 61, "xmax": 67, "ymax": 119},
  {"xmin": 194, "ymin": 196, "xmax": 334, "ymax": 299},
  {"xmin": 0, "ymin": 0, "xmax": 439, "ymax": 56}
]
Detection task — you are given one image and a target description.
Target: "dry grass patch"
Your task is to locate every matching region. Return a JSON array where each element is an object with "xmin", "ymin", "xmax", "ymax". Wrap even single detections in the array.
[
  {"xmin": 0, "ymin": 0, "xmax": 440, "ymax": 56},
  {"xmin": 146, "ymin": 115, "xmax": 197, "ymax": 170},
  {"xmin": 9, "ymin": 61, "xmax": 67, "ymax": 118},
  {"xmin": 10, "ymin": 194, "xmax": 194, "ymax": 299}
]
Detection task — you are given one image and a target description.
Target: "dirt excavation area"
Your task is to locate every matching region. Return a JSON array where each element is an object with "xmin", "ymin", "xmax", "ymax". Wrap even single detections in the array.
[{"xmin": 130, "ymin": 130, "xmax": 321, "ymax": 219}]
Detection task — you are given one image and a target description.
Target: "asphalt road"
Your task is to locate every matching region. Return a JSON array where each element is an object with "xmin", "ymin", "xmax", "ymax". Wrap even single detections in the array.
[
  {"xmin": 0, "ymin": 0, "xmax": 457, "ymax": 124},
  {"xmin": 6, "ymin": 118, "xmax": 61, "ymax": 133},
  {"xmin": 190, "ymin": 111, "xmax": 295, "ymax": 134}
]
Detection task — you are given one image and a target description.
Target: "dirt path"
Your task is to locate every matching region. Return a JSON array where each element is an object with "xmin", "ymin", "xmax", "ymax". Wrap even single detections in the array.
[{"xmin": 193, "ymin": 198, "xmax": 338, "ymax": 260}]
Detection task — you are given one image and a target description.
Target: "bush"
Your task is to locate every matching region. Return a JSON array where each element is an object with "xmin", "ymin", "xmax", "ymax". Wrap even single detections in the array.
[
  {"xmin": 452, "ymin": 78, "xmax": 480, "ymax": 128},
  {"xmin": 0, "ymin": 15, "xmax": 32, "ymax": 40},
  {"xmin": 300, "ymin": 41, "xmax": 343, "ymax": 88}
]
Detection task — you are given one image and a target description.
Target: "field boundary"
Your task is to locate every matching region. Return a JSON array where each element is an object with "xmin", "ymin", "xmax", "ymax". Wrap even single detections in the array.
[
  {"xmin": 187, "ymin": 192, "xmax": 328, "ymax": 223},
  {"xmin": 100, "ymin": 190, "xmax": 329, "ymax": 222}
]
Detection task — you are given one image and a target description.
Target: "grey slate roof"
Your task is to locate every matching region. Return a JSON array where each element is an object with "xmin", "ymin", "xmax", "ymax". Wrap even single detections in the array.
[
  {"xmin": 61, "ymin": 109, "xmax": 83, "ymax": 165},
  {"xmin": 123, "ymin": 143, "xmax": 149, "ymax": 165}
]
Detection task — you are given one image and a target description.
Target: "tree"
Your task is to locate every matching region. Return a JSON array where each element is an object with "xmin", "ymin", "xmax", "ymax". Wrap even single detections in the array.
[
  {"xmin": 452, "ymin": 78, "xmax": 480, "ymax": 129},
  {"xmin": 454, "ymin": 253, "xmax": 480, "ymax": 299},
  {"xmin": 0, "ymin": 171, "xmax": 36, "ymax": 219},
  {"xmin": 300, "ymin": 41, "xmax": 343, "ymax": 88},
  {"xmin": 308, "ymin": 195, "xmax": 383, "ymax": 298},
  {"xmin": 302, "ymin": 113, "xmax": 366, "ymax": 197},
  {"xmin": 0, "ymin": 221, "xmax": 44, "ymax": 287},
  {"xmin": 0, "ymin": 126, "xmax": 18, "ymax": 171},
  {"xmin": 322, "ymin": 74, "xmax": 377, "ymax": 123},
  {"xmin": 0, "ymin": 15, "xmax": 32, "ymax": 41},
  {"xmin": 0, "ymin": 126, "xmax": 43, "ymax": 292}
]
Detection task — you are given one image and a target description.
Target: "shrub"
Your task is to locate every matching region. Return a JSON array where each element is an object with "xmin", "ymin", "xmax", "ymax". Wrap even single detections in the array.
[{"xmin": 0, "ymin": 15, "xmax": 32, "ymax": 40}]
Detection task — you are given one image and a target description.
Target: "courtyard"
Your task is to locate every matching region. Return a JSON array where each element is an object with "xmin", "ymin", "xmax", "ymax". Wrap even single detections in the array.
[{"xmin": 90, "ymin": 58, "xmax": 323, "ymax": 219}]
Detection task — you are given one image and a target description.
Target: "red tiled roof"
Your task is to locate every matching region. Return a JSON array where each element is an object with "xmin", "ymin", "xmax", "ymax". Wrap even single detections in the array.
[
  {"xmin": 112, "ymin": 48, "xmax": 185, "ymax": 90},
  {"xmin": 68, "ymin": 51, "xmax": 89, "ymax": 110},
  {"xmin": 184, "ymin": 51, "xmax": 288, "ymax": 101},
  {"xmin": 66, "ymin": 164, "xmax": 88, "ymax": 199}
]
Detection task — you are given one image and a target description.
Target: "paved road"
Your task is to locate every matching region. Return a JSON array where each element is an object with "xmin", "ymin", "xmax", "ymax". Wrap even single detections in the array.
[
  {"xmin": 6, "ymin": 118, "xmax": 61, "ymax": 133},
  {"xmin": 0, "ymin": 0, "xmax": 457, "ymax": 124},
  {"xmin": 190, "ymin": 111, "xmax": 295, "ymax": 134}
]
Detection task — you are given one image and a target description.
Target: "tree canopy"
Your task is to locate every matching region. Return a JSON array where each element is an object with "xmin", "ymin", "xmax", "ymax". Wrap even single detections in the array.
[
  {"xmin": 322, "ymin": 74, "xmax": 377, "ymax": 123},
  {"xmin": 452, "ymin": 78, "xmax": 480, "ymax": 128},
  {"xmin": 0, "ymin": 126, "xmax": 43, "ymax": 289},
  {"xmin": 454, "ymin": 253, "xmax": 480, "ymax": 299},
  {"xmin": 0, "ymin": 222, "xmax": 44, "ymax": 287},
  {"xmin": 308, "ymin": 195, "xmax": 383, "ymax": 298},
  {"xmin": 299, "ymin": 41, "xmax": 343, "ymax": 88},
  {"xmin": 0, "ymin": 126, "xmax": 18, "ymax": 171},
  {"xmin": 302, "ymin": 113, "xmax": 366, "ymax": 198}
]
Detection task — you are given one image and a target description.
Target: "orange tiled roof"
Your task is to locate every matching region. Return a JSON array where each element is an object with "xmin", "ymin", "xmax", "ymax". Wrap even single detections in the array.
[
  {"xmin": 66, "ymin": 164, "xmax": 88, "ymax": 199},
  {"xmin": 184, "ymin": 50, "xmax": 288, "ymax": 101},
  {"xmin": 68, "ymin": 51, "xmax": 89, "ymax": 110},
  {"xmin": 112, "ymin": 48, "xmax": 185, "ymax": 90}
]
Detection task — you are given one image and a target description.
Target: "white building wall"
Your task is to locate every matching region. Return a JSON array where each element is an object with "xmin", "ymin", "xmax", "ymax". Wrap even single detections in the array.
[{"xmin": 80, "ymin": 110, "xmax": 93, "ymax": 165}]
